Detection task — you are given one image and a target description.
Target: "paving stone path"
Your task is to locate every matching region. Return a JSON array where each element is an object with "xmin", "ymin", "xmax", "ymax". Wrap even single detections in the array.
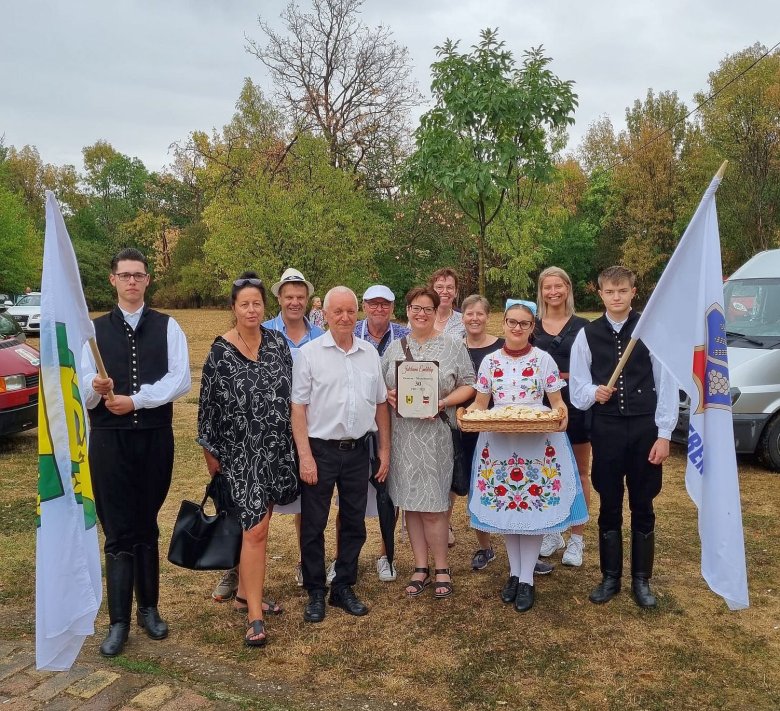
[{"xmin": 0, "ymin": 638, "xmax": 405, "ymax": 711}]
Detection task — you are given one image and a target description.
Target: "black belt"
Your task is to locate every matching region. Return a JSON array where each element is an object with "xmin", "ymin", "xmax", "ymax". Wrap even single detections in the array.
[{"xmin": 310, "ymin": 435, "xmax": 370, "ymax": 451}]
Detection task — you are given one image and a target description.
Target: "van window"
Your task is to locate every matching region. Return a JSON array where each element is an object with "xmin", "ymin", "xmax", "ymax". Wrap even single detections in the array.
[{"xmin": 724, "ymin": 278, "xmax": 780, "ymax": 344}]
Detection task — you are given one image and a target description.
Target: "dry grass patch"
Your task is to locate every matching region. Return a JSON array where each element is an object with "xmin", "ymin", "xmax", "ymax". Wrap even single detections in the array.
[{"xmin": 1, "ymin": 308, "xmax": 779, "ymax": 710}]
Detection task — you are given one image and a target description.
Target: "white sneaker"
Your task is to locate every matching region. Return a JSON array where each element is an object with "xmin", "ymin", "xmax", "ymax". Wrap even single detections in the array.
[
  {"xmin": 295, "ymin": 562, "xmax": 304, "ymax": 587},
  {"xmin": 540, "ymin": 532, "xmax": 566, "ymax": 557},
  {"xmin": 562, "ymin": 536, "xmax": 584, "ymax": 567},
  {"xmin": 376, "ymin": 555, "xmax": 397, "ymax": 582},
  {"xmin": 326, "ymin": 560, "xmax": 337, "ymax": 584}
]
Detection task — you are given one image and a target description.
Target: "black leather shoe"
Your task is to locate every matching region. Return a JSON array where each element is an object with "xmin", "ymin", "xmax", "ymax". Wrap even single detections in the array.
[
  {"xmin": 500, "ymin": 575, "xmax": 519, "ymax": 604},
  {"xmin": 589, "ymin": 575, "xmax": 621, "ymax": 604},
  {"xmin": 136, "ymin": 607, "xmax": 169, "ymax": 640},
  {"xmin": 514, "ymin": 582, "xmax": 535, "ymax": 612},
  {"xmin": 100, "ymin": 622, "xmax": 130, "ymax": 657},
  {"xmin": 328, "ymin": 586, "xmax": 368, "ymax": 616},
  {"xmin": 304, "ymin": 591, "xmax": 326, "ymax": 623}
]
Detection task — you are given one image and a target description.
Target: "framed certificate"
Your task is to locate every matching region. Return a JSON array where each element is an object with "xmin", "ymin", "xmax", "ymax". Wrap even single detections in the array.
[{"xmin": 396, "ymin": 360, "xmax": 439, "ymax": 418}]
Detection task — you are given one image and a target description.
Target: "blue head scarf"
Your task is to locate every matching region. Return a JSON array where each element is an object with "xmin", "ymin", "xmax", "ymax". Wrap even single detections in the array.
[{"xmin": 504, "ymin": 298, "xmax": 537, "ymax": 316}]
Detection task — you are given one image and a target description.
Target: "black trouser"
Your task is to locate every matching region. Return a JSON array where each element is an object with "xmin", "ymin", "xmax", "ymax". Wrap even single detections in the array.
[
  {"xmin": 590, "ymin": 414, "xmax": 661, "ymax": 534},
  {"xmin": 90, "ymin": 427, "xmax": 174, "ymax": 555},
  {"xmin": 301, "ymin": 437, "xmax": 370, "ymax": 594}
]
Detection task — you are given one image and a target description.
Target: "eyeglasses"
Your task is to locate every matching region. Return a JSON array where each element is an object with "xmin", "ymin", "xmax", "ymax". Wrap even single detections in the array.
[
  {"xmin": 434, "ymin": 285, "xmax": 456, "ymax": 293},
  {"xmin": 233, "ymin": 278, "xmax": 263, "ymax": 288},
  {"xmin": 365, "ymin": 301, "xmax": 393, "ymax": 310},
  {"xmin": 505, "ymin": 318, "xmax": 534, "ymax": 330},
  {"xmin": 115, "ymin": 272, "xmax": 148, "ymax": 282},
  {"xmin": 408, "ymin": 305, "xmax": 435, "ymax": 315}
]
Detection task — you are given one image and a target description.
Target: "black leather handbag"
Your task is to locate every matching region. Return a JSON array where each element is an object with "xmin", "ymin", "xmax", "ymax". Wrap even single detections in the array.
[
  {"xmin": 167, "ymin": 474, "xmax": 242, "ymax": 571},
  {"xmin": 441, "ymin": 410, "xmax": 469, "ymax": 496}
]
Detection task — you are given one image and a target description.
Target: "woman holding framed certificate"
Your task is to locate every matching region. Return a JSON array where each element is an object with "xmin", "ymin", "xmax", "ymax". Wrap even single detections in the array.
[{"xmin": 381, "ymin": 287, "xmax": 475, "ymax": 598}]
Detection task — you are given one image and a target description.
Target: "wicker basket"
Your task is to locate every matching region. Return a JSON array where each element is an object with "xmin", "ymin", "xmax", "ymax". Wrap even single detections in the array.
[{"xmin": 456, "ymin": 407, "xmax": 564, "ymax": 433}]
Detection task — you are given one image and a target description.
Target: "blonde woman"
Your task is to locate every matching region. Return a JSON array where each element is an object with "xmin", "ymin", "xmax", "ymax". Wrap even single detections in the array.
[{"xmin": 534, "ymin": 267, "xmax": 592, "ymax": 567}]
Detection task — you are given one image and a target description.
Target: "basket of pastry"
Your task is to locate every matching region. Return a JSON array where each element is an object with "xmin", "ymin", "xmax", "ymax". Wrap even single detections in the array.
[{"xmin": 456, "ymin": 405, "xmax": 565, "ymax": 433}]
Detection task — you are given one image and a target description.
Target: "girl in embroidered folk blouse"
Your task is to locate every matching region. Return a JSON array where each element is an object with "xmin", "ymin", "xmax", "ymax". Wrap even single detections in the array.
[{"xmin": 466, "ymin": 303, "xmax": 588, "ymax": 613}]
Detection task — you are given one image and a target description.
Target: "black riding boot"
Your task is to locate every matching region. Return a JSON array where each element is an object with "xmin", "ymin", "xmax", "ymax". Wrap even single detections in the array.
[
  {"xmin": 589, "ymin": 530, "xmax": 623, "ymax": 604},
  {"xmin": 631, "ymin": 530, "xmax": 657, "ymax": 608},
  {"xmin": 134, "ymin": 543, "xmax": 169, "ymax": 640},
  {"xmin": 100, "ymin": 551, "xmax": 134, "ymax": 657}
]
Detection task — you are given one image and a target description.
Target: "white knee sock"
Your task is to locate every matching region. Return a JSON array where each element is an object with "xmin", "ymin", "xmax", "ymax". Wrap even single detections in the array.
[{"xmin": 517, "ymin": 534, "xmax": 543, "ymax": 585}]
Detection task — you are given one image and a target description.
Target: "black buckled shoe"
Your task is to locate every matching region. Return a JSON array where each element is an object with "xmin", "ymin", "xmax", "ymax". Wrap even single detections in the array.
[
  {"xmin": 328, "ymin": 586, "xmax": 368, "ymax": 616},
  {"xmin": 514, "ymin": 582, "xmax": 535, "ymax": 613},
  {"xmin": 304, "ymin": 591, "xmax": 326, "ymax": 623},
  {"xmin": 500, "ymin": 575, "xmax": 519, "ymax": 604}
]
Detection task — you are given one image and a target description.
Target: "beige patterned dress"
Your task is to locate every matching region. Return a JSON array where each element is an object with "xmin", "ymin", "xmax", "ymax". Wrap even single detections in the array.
[{"xmin": 382, "ymin": 333, "xmax": 475, "ymax": 512}]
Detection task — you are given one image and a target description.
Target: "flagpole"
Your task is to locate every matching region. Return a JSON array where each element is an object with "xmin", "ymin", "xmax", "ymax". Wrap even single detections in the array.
[
  {"xmin": 604, "ymin": 160, "xmax": 730, "ymax": 390},
  {"xmin": 88, "ymin": 337, "xmax": 115, "ymax": 401}
]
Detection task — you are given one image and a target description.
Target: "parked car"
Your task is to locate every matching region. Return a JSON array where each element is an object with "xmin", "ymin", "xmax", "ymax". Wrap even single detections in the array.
[
  {"xmin": 5, "ymin": 292, "xmax": 41, "ymax": 334},
  {"xmin": 672, "ymin": 249, "xmax": 780, "ymax": 470},
  {"xmin": 0, "ymin": 312, "xmax": 39, "ymax": 436}
]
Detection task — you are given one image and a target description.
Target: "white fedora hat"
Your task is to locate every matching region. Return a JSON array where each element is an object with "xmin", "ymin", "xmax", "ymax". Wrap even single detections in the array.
[{"xmin": 271, "ymin": 268, "xmax": 315, "ymax": 298}]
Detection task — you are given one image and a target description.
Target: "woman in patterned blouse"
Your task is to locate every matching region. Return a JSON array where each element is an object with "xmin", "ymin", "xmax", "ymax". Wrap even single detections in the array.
[{"xmin": 197, "ymin": 272, "xmax": 299, "ymax": 647}]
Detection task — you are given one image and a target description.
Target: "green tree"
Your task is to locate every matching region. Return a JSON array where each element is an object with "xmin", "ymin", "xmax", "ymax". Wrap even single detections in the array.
[
  {"xmin": 0, "ymin": 184, "xmax": 41, "ymax": 291},
  {"xmin": 405, "ymin": 29, "xmax": 577, "ymax": 293},
  {"xmin": 696, "ymin": 43, "xmax": 780, "ymax": 268}
]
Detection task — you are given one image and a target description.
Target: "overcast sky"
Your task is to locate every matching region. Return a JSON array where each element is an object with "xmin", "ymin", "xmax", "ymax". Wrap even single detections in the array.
[{"xmin": 2, "ymin": 0, "xmax": 777, "ymax": 173}]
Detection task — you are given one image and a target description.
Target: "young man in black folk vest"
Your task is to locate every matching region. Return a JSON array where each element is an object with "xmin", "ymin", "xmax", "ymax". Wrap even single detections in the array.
[
  {"xmin": 82, "ymin": 248, "xmax": 191, "ymax": 656},
  {"xmin": 569, "ymin": 266, "xmax": 678, "ymax": 608}
]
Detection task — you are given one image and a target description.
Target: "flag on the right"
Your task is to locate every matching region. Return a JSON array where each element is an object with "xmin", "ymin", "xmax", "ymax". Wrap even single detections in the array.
[{"xmin": 632, "ymin": 166, "xmax": 749, "ymax": 610}]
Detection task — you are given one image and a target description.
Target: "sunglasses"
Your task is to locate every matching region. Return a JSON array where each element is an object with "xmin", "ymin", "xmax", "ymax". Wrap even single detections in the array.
[{"xmin": 233, "ymin": 278, "xmax": 263, "ymax": 287}]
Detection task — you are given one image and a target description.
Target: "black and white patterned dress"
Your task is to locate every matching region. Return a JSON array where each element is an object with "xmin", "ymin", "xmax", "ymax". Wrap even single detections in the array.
[{"xmin": 197, "ymin": 329, "xmax": 300, "ymax": 530}]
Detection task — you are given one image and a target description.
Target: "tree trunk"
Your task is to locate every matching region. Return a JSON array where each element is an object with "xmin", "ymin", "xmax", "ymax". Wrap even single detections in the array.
[{"xmin": 478, "ymin": 223, "xmax": 486, "ymax": 295}]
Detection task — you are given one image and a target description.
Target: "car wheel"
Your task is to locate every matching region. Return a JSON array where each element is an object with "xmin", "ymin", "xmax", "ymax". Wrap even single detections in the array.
[{"xmin": 758, "ymin": 414, "xmax": 780, "ymax": 472}]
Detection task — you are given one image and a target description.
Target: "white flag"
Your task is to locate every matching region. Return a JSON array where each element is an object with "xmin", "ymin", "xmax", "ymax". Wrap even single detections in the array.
[
  {"xmin": 36, "ymin": 191, "xmax": 102, "ymax": 670},
  {"xmin": 632, "ymin": 171, "xmax": 749, "ymax": 611}
]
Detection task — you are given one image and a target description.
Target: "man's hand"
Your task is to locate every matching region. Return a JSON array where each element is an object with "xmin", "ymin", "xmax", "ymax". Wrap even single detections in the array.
[
  {"xmin": 594, "ymin": 385, "xmax": 617, "ymax": 404},
  {"xmin": 386, "ymin": 389, "xmax": 397, "ymax": 410},
  {"xmin": 299, "ymin": 455, "xmax": 318, "ymax": 485},
  {"xmin": 92, "ymin": 376, "xmax": 114, "ymax": 396},
  {"xmin": 104, "ymin": 395, "xmax": 135, "ymax": 415},
  {"xmin": 203, "ymin": 449, "xmax": 221, "ymax": 477},
  {"xmin": 374, "ymin": 450, "xmax": 390, "ymax": 482},
  {"xmin": 648, "ymin": 438, "xmax": 670, "ymax": 465}
]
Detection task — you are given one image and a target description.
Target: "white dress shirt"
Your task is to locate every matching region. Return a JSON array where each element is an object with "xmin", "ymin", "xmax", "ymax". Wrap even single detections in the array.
[
  {"xmin": 569, "ymin": 312, "xmax": 678, "ymax": 439},
  {"xmin": 292, "ymin": 330, "xmax": 387, "ymax": 440},
  {"xmin": 81, "ymin": 304, "xmax": 191, "ymax": 410}
]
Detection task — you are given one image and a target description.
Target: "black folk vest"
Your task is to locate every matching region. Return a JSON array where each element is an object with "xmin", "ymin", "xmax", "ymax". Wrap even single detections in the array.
[
  {"xmin": 89, "ymin": 306, "xmax": 172, "ymax": 430},
  {"xmin": 584, "ymin": 311, "xmax": 657, "ymax": 417}
]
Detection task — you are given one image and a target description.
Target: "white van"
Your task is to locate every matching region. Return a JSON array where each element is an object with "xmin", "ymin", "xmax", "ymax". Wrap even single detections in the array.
[{"xmin": 673, "ymin": 249, "xmax": 780, "ymax": 470}]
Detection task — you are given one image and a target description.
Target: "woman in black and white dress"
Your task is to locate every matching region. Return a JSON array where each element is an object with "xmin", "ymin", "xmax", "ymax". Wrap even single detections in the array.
[{"xmin": 197, "ymin": 272, "xmax": 299, "ymax": 647}]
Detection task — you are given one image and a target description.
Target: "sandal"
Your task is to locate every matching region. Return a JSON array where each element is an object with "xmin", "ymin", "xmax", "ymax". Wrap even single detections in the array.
[
  {"xmin": 434, "ymin": 568, "xmax": 453, "ymax": 599},
  {"xmin": 405, "ymin": 567, "xmax": 431, "ymax": 597},
  {"xmin": 244, "ymin": 619, "xmax": 267, "ymax": 648},
  {"xmin": 234, "ymin": 596, "xmax": 284, "ymax": 615}
]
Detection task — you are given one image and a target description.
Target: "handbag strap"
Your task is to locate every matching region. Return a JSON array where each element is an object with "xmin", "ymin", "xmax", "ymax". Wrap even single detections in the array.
[{"xmin": 547, "ymin": 317, "xmax": 575, "ymax": 354}]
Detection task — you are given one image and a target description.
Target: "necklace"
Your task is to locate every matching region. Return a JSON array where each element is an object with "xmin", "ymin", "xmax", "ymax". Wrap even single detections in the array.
[
  {"xmin": 435, "ymin": 308, "xmax": 452, "ymax": 323},
  {"xmin": 236, "ymin": 328, "xmax": 261, "ymax": 361},
  {"xmin": 503, "ymin": 343, "xmax": 532, "ymax": 358}
]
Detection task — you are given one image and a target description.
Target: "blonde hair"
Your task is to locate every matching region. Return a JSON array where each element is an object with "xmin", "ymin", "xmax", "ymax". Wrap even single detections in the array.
[
  {"xmin": 461, "ymin": 294, "xmax": 490, "ymax": 314},
  {"xmin": 536, "ymin": 266, "xmax": 575, "ymax": 319}
]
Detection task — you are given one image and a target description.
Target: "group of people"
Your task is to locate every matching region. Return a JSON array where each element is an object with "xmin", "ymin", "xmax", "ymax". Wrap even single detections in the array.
[{"xmin": 82, "ymin": 248, "xmax": 677, "ymax": 653}]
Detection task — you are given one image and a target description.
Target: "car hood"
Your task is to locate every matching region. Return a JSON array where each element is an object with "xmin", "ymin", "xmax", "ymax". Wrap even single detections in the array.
[
  {"xmin": 6, "ymin": 306, "xmax": 39, "ymax": 316},
  {"xmin": 729, "ymin": 346, "xmax": 780, "ymax": 388},
  {"xmin": 0, "ymin": 340, "xmax": 40, "ymax": 376}
]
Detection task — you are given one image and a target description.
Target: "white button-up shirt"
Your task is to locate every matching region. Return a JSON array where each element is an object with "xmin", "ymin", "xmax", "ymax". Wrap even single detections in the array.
[
  {"xmin": 569, "ymin": 313, "xmax": 678, "ymax": 439},
  {"xmin": 81, "ymin": 303, "xmax": 191, "ymax": 410},
  {"xmin": 292, "ymin": 330, "xmax": 387, "ymax": 440}
]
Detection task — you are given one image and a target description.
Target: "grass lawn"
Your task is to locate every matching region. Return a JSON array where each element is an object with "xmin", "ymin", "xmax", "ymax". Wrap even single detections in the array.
[{"xmin": 1, "ymin": 308, "xmax": 778, "ymax": 710}]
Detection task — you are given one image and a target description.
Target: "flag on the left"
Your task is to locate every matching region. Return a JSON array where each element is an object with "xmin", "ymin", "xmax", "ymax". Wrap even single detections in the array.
[{"xmin": 36, "ymin": 191, "xmax": 102, "ymax": 670}]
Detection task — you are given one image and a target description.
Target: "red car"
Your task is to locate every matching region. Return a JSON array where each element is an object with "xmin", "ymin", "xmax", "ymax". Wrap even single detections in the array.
[{"xmin": 0, "ymin": 312, "xmax": 39, "ymax": 436}]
